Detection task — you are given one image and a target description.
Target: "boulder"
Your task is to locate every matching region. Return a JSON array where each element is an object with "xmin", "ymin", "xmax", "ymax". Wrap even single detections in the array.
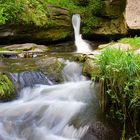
[
  {"xmin": 83, "ymin": 58, "xmax": 99, "ymax": 77},
  {"xmin": 36, "ymin": 57, "xmax": 64, "ymax": 83},
  {"xmin": 98, "ymin": 43, "xmax": 131, "ymax": 51},
  {"xmin": 135, "ymin": 48, "xmax": 140, "ymax": 54},
  {"xmin": 1, "ymin": 43, "xmax": 48, "ymax": 58},
  {"xmin": 81, "ymin": 122, "xmax": 115, "ymax": 140},
  {"xmin": 125, "ymin": 0, "xmax": 140, "ymax": 30}
]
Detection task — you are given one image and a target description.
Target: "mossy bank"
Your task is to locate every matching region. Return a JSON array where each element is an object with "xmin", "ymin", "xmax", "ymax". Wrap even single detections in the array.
[{"xmin": 0, "ymin": 0, "xmax": 137, "ymax": 44}]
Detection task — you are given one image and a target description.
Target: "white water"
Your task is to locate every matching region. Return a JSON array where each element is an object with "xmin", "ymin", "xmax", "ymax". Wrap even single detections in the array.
[
  {"xmin": 72, "ymin": 14, "xmax": 92, "ymax": 53},
  {"xmin": 0, "ymin": 61, "xmax": 97, "ymax": 140}
]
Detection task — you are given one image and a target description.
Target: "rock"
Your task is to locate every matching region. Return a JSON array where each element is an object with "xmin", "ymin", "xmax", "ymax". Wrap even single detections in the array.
[
  {"xmin": 4, "ymin": 43, "xmax": 48, "ymax": 51},
  {"xmin": 98, "ymin": 43, "xmax": 131, "ymax": 51},
  {"xmin": 0, "ymin": 0, "xmax": 139, "ymax": 43},
  {"xmin": 125, "ymin": 0, "xmax": 140, "ymax": 30},
  {"xmin": 100, "ymin": 0, "xmax": 124, "ymax": 19},
  {"xmin": 135, "ymin": 48, "xmax": 140, "ymax": 54},
  {"xmin": 11, "ymin": 72, "xmax": 52, "ymax": 90},
  {"xmin": 0, "ymin": 4, "xmax": 71, "ymax": 44},
  {"xmin": 2, "ymin": 43, "xmax": 48, "ymax": 58},
  {"xmin": 36, "ymin": 56, "xmax": 64, "ymax": 83},
  {"xmin": 83, "ymin": 58, "xmax": 99, "ymax": 77},
  {"xmin": 81, "ymin": 122, "xmax": 115, "ymax": 140}
]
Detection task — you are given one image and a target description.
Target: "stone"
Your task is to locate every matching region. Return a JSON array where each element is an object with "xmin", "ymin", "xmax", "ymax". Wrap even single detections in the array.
[
  {"xmin": 3, "ymin": 43, "xmax": 48, "ymax": 51},
  {"xmin": 36, "ymin": 56, "xmax": 64, "ymax": 83},
  {"xmin": 135, "ymin": 48, "xmax": 140, "ymax": 54},
  {"xmin": 83, "ymin": 58, "xmax": 99, "ymax": 76},
  {"xmin": 81, "ymin": 122, "xmax": 115, "ymax": 140},
  {"xmin": 125, "ymin": 0, "xmax": 140, "ymax": 30},
  {"xmin": 2, "ymin": 43, "xmax": 48, "ymax": 58},
  {"xmin": 98, "ymin": 43, "xmax": 131, "ymax": 51}
]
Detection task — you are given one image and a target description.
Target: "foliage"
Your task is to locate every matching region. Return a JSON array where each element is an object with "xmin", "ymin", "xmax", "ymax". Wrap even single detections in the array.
[
  {"xmin": 0, "ymin": 73, "xmax": 16, "ymax": 101},
  {"xmin": 0, "ymin": 0, "xmax": 103, "ymax": 30},
  {"xmin": 82, "ymin": 0, "xmax": 103, "ymax": 34},
  {"xmin": 91, "ymin": 48, "xmax": 140, "ymax": 139},
  {"xmin": 119, "ymin": 37, "xmax": 140, "ymax": 50},
  {"xmin": 82, "ymin": 16, "xmax": 101, "ymax": 34},
  {"xmin": 0, "ymin": 0, "xmax": 48, "ymax": 26},
  {"xmin": 88, "ymin": 0, "xmax": 103, "ymax": 15}
]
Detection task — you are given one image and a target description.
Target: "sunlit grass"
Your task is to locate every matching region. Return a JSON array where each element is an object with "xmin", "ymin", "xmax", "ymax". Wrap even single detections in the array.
[{"xmin": 92, "ymin": 48, "xmax": 140, "ymax": 139}]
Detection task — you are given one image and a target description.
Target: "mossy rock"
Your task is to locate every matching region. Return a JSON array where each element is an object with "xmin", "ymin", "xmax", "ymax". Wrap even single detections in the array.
[
  {"xmin": 36, "ymin": 57, "xmax": 64, "ymax": 83},
  {"xmin": 83, "ymin": 58, "xmax": 99, "ymax": 77},
  {"xmin": 0, "ymin": 73, "xmax": 16, "ymax": 101}
]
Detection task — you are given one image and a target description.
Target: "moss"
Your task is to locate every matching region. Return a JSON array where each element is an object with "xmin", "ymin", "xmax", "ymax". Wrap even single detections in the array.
[
  {"xmin": 35, "ymin": 28, "xmax": 71, "ymax": 41},
  {"xmin": 37, "ymin": 57, "xmax": 64, "ymax": 83},
  {"xmin": 0, "ymin": 0, "xmax": 48, "ymax": 26},
  {"xmin": 0, "ymin": 73, "xmax": 16, "ymax": 101}
]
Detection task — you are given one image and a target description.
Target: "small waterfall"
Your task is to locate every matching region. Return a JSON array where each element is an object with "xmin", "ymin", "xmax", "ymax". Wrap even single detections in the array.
[
  {"xmin": 72, "ymin": 14, "xmax": 92, "ymax": 53},
  {"xmin": 0, "ymin": 61, "xmax": 98, "ymax": 140}
]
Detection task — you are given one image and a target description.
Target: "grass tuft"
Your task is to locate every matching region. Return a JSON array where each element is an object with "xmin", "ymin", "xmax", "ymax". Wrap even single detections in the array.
[{"xmin": 92, "ymin": 48, "xmax": 140, "ymax": 139}]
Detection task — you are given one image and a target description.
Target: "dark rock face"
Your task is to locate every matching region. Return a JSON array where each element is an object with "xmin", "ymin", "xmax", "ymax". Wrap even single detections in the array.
[{"xmin": 81, "ymin": 122, "xmax": 116, "ymax": 140}]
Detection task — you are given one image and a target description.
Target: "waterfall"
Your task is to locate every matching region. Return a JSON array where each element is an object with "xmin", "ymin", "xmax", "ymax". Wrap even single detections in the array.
[
  {"xmin": 72, "ymin": 14, "xmax": 92, "ymax": 53},
  {"xmin": 0, "ymin": 61, "xmax": 98, "ymax": 140}
]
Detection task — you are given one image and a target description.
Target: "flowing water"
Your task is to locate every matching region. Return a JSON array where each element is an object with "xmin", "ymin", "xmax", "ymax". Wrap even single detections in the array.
[
  {"xmin": 72, "ymin": 14, "xmax": 92, "ymax": 53},
  {"xmin": 0, "ymin": 60, "xmax": 98, "ymax": 140}
]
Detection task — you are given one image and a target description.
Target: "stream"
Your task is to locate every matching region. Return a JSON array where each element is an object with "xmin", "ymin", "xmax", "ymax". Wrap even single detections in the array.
[{"xmin": 0, "ymin": 58, "xmax": 99, "ymax": 140}]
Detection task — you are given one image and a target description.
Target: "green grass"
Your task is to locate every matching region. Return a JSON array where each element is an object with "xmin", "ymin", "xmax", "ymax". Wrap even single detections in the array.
[
  {"xmin": 92, "ymin": 48, "xmax": 140, "ymax": 139},
  {"xmin": 119, "ymin": 37, "xmax": 140, "ymax": 50}
]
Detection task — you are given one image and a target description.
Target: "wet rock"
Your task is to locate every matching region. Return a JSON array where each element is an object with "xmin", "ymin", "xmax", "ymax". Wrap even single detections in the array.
[
  {"xmin": 36, "ymin": 57, "xmax": 64, "ymax": 83},
  {"xmin": 2, "ymin": 43, "xmax": 48, "ymax": 58},
  {"xmin": 83, "ymin": 58, "xmax": 99, "ymax": 77},
  {"xmin": 11, "ymin": 72, "xmax": 52, "ymax": 90},
  {"xmin": 81, "ymin": 122, "xmax": 115, "ymax": 140}
]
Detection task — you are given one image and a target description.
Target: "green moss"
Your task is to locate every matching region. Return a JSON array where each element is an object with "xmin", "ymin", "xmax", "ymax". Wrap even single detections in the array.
[
  {"xmin": 0, "ymin": 73, "xmax": 16, "ymax": 101},
  {"xmin": 82, "ymin": 16, "xmax": 101, "ymax": 34},
  {"xmin": 0, "ymin": 0, "xmax": 48, "ymax": 26},
  {"xmin": 119, "ymin": 37, "xmax": 140, "ymax": 50},
  {"xmin": 0, "ymin": 0, "xmax": 103, "ymax": 29},
  {"xmin": 91, "ymin": 48, "xmax": 140, "ymax": 139}
]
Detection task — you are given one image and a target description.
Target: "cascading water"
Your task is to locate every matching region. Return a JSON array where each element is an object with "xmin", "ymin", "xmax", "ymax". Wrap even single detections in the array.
[
  {"xmin": 72, "ymin": 14, "xmax": 92, "ymax": 53},
  {"xmin": 0, "ymin": 60, "xmax": 98, "ymax": 140}
]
